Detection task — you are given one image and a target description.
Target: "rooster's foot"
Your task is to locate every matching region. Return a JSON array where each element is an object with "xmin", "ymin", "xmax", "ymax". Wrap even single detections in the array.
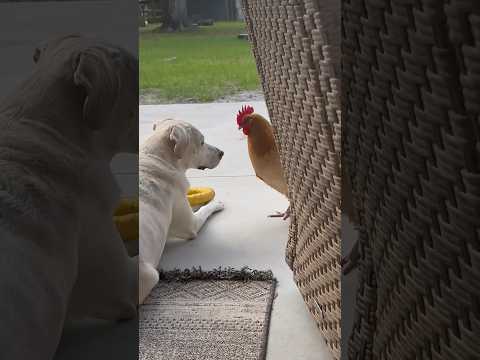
[{"xmin": 268, "ymin": 206, "xmax": 290, "ymax": 220}]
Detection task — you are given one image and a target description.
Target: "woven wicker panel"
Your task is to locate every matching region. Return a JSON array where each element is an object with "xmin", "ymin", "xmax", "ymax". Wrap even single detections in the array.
[
  {"xmin": 343, "ymin": 0, "xmax": 480, "ymax": 359},
  {"xmin": 242, "ymin": 0, "xmax": 342, "ymax": 358}
]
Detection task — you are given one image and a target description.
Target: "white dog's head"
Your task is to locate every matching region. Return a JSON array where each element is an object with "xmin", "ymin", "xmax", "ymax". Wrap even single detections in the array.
[
  {"xmin": 149, "ymin": 119, "xmax": 224, "ymax": 170},
  {"xmin": 30, "ymin": 34, "xmax": 138, "ymax": 157}
]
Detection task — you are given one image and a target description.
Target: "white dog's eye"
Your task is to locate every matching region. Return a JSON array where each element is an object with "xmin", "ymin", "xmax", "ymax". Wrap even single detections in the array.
[{"xmin": 201, "ymin": 140, "xmax": 204, "ymax": 146}]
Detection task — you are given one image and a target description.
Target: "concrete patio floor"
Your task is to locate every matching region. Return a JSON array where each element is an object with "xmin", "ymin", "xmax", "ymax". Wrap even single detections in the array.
[
  {"xmin": 139, "ymin": 101, "xmax": 333, "ymax": 360},
  {"xmin": 56, "ymin": 101, "xmax": 334, "ymax": 359}
]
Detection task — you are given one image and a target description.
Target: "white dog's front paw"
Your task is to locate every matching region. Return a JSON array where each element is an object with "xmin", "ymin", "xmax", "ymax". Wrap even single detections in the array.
[{"xmin": 211, "ymin": 200, "xmax": 225, "ymax": 212}]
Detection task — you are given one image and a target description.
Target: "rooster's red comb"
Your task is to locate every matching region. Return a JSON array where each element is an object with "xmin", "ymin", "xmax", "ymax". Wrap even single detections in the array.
[{"xmin": 236, "ymin": 105, "xmax": 254, "ymax": 126}]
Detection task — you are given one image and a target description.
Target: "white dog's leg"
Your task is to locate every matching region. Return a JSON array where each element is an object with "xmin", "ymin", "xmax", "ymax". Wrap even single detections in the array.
[
  {"xmin": 191, "ymin": 200, "xmax": 224, "ymax": 236},
  {"xmin": 171, "ymin": 200, "xmax": 224, "ymax": 240},
  {"xmin": 139, "ymin": 260, "xmax": 159, "ymax": 304}
]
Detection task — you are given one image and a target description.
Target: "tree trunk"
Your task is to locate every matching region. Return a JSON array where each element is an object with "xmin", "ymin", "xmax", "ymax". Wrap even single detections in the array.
[{"xmin": 163, "ymin": 0, "xmax": 188, "ymax": 31}]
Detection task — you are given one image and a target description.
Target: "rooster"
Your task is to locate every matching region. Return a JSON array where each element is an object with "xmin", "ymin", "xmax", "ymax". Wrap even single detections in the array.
[{"xmin": 236, "ymin": 105, "xmax": 290, "ymax": 219}]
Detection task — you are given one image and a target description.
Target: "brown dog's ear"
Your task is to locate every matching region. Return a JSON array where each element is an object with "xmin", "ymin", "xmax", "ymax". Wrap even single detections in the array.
[
  {"xmin": 169, "ymin": 125, "xmax": 189, "ymax": 158},
  {"xmin": 73, "ymin": 47, "xmax": 120, "ymax": 130}
]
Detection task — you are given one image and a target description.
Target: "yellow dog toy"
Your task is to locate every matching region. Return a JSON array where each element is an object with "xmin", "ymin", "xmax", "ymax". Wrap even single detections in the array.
[
  {"xmin": 187, "ymin": 187, "xmax": 215, "ymax": 207},
  {"xmin": 114, "ymin": 199, "xmax": 139, "ymax": 242},
  {"xmin": 114, "ymin": 187, "xmax": 215, "ymax": 242}
]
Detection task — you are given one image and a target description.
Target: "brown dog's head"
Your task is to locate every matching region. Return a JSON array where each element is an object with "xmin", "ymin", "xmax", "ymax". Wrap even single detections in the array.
[{"xmin": 32, "ymin": 34, "xmax": 138, "ymax": 156}]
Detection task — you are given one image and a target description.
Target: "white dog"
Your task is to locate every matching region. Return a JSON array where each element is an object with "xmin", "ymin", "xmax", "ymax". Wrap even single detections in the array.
[
  {"xmin": 0, "ymin": 35, "xmax": 138, "ymax": 359},
  {"xmin": 139, "ymin": 119, "xmax": 225, "ymax": 303}
]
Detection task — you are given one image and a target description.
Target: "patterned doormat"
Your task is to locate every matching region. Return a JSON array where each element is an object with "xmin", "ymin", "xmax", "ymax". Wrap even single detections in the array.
[{"xmin": 139, "ymin": 268, "xmax": 276, "ymax": 360}]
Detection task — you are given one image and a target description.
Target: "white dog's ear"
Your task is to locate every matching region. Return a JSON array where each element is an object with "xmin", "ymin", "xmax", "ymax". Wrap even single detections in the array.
[
  {"xmin": 73, "ymin": 47, "xmax": 120, "ymax": 130},
  {"xmin": 33, "ymin": 41, "xmax": 48, "ymax": 64},
  {"xmin": 169, "ymin": 125, "xmax": 189, "ymax": 158},
  {"xmin": 33, "ymin": 46, "xmax": 43, "ymax": 63}
]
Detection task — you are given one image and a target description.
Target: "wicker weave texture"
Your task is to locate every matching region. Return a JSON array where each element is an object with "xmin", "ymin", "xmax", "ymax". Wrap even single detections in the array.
[
  {"xmin": 242, "ymin": 0, "xmax": 342, "ymax": 358},
  {"xmin": 343, "ymin": 0, "xmax": 480, "ymax": 359}
]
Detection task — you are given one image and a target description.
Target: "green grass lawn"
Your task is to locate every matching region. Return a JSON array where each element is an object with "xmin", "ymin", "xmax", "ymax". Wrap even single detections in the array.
[{"xmin": 140, "ymin": 21, "xmax": 260, "ymax": 103}]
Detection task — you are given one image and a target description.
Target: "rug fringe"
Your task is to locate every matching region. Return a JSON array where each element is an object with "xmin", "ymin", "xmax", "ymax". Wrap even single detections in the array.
[{"xmin": 158, "ymin": 266, "xmax": 276, "ymax": 282}]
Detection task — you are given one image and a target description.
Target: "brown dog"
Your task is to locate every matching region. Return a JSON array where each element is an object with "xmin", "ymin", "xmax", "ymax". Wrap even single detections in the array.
[{"xmin": 0, "ymin": 35, "xmax": 138, "ymax": 359}]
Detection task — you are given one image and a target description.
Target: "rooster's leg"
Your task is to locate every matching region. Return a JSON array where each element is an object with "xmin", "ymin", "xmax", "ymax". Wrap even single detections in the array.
[{"xmin": 268, "ymin": 206, "xmax": 290, "ymax": 220}]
